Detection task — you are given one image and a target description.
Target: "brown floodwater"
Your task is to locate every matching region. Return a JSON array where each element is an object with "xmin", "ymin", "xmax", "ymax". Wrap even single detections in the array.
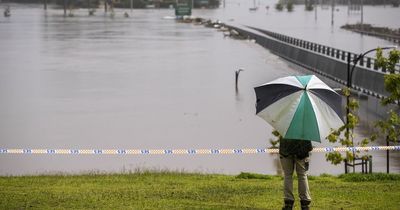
[{"xmin": 0, "ymin": 3, "xmax": 398, "ymax": 175}]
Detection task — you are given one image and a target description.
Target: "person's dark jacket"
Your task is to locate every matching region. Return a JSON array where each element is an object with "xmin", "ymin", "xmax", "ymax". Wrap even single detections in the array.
[{"xmin": 279, "ymin": 138, "xmax": 313, "ymax": 159}]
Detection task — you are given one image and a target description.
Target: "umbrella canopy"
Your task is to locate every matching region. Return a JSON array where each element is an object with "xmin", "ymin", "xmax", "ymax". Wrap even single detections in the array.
[{"xmin": 255, "ymin": 75, "xmax": 344, "ymax": 142}]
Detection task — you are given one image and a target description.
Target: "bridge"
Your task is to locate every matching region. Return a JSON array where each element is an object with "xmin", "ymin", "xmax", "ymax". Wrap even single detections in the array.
[{"xmin": 226, "ymin": 23, "xmax": 399, "ymax": 100}]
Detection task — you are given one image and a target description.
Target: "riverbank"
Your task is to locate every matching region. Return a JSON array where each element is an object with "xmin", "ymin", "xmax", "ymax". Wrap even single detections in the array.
[
  {"xmin": 341, "ymin": 23, "xmax": 400, "ymax": 43},
  {"xmin": 1, "ymin": 172, "xmax": 399, "ymax": 209}
]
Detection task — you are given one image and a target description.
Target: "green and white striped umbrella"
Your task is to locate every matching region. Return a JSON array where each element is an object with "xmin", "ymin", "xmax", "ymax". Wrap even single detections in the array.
[{"xmin": 255, "ymin": 75, "xmax": 344, "ymax": 142}]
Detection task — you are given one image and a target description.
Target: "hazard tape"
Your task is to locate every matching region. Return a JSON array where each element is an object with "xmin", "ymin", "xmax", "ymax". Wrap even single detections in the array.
[{"xmin": 0, "ymin": 146, "xmax": 399, "ymax": 155}]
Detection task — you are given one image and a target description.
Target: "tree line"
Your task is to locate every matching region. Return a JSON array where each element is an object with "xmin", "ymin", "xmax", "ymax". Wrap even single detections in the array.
[{"xmin": 1, "ymin": 0, "xmax": 221, "ymax": 9}]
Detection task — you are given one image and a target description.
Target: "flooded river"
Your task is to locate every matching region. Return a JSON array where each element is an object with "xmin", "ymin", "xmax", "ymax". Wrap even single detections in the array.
[{"xmin": 0, "ymin": 3, "xmax": 398, "ymax": 175}]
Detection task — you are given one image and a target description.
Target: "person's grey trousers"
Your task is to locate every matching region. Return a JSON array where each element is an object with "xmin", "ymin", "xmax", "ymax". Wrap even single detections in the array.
[{"xmin": 280, "ymin": 155, "xmax": 312, "ymax": 202}]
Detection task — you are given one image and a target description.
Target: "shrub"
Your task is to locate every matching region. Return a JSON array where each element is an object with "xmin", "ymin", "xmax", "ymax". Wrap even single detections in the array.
[
  {"xmin": 339, "ymin": 173, "xmax": 400, "ymax": 182},
  {"xmin": 236, "ymin": 172, "xmax": 272, "ymax": 180}
]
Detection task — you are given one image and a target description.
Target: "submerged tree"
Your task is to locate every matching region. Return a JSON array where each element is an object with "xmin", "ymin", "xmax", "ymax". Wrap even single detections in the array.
[
  {"xmin": 305, "ymin": 0, "xmax": 313, "ymax": 11},
  {"xmin": 275, "ymin": 0, "xmax": 284, "ymax": 11},
  {"xmin": 55, "ymin": 0, "xmax": 101, "ymax": 8},
  {"xmin": 286, "ymin": 0, "xmax": 293, "ymax": 11}
]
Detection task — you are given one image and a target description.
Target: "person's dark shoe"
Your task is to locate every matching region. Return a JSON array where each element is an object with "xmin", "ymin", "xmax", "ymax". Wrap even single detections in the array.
[
  {"xmin": 300, "ymin": 200, "xmax": 311, "ymax": 210},
  {"xmin": 282, "ymin": 199, "xmax": 294, "ymax": 210}
]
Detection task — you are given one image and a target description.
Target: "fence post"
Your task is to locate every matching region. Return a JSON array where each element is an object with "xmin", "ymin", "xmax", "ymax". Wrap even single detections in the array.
[
  {"xmin": 347, "ymin": 53, "xmax": 352, "ymax": 78},
  {"xmin": 373, "ymin": 59, "xmax": 378, "ymax": 70},
  {"xmin": 362, "ymin": 159, "xmax": 365, "ymax": 173},
  {"xmin": 369, "ymin": 156, "xmax": 373, "ymax": 174},
  {"xmin": 387, "ymin": 137, "xmax": 390, "ymax": 173},
  {"xmin": 367, "ymin": 57, "xmax": 371, "ymax": 68},
  {"xmin": 353, "ymin": 53, "xmax": 358, "ymax": 65}
]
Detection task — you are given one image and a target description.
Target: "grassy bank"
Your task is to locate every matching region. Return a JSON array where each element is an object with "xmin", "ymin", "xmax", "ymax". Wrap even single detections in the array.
[{"xmin": 1, "ymin": 172, "xmax": 399, "ymax": 209}]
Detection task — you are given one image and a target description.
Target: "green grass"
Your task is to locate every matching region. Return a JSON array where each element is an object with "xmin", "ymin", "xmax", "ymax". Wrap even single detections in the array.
[{"xmin": 1, "ymin": 172, "xmax": 399, "ymax": 209}]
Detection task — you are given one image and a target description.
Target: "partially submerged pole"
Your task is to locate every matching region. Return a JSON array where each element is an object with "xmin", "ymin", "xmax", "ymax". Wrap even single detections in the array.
[
  {"xmin": 235, "ymin": 69, "xmax": 244, "ymax": 90},
  {"xmin": 331, "ymin": 0, "xmax": 334, "ymax": 26},
  {"xmin": 110, "ymin": 0, "xmax": 114, "ymax": 16},
  {"xmin": 131, "ymin": 0, "xmax": 133, "ymax": 12},
  {"xmin": 360, "ymin": 0, "xmax": 364, "ymax": 30},
  {"xmin": 64, "ymin": 0, "xmax": 67, "ymax": 16},
  {"xmin": 88, "ymin": 0, "xmax": 95, "ymax": 16},
  {"xmin": 44, "ymin": 0, "xmax": 47, "ymax": 10},
  {"xmin": 314, "ymin": 0, "xmax": 317, "ymax": 21},
  {"xmin": 105, "ymin": 0, "xmax": 108, "ymax": 13}
]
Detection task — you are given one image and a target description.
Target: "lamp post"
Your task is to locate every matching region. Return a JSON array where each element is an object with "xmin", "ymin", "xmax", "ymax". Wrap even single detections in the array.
[{"xmin": 346, "ymin": 46, "xmax": 397, "ymax": 173}]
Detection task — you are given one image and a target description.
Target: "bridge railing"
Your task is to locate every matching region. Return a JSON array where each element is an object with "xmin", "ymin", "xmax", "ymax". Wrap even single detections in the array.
[{"xmin": 252, "ymin": 27, "xmax": 400, "ymax": 73}]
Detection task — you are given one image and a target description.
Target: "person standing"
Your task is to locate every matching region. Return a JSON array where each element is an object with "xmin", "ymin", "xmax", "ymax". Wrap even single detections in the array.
[{"xmin": 279, "ymin": 138, "xmax": 313, "ymax": 210}]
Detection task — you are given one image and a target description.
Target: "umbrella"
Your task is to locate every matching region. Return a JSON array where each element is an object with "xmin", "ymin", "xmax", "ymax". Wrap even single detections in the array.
[{"xmin": 255, "ymin": 75, "xmax": 344, "ymax": 142}]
